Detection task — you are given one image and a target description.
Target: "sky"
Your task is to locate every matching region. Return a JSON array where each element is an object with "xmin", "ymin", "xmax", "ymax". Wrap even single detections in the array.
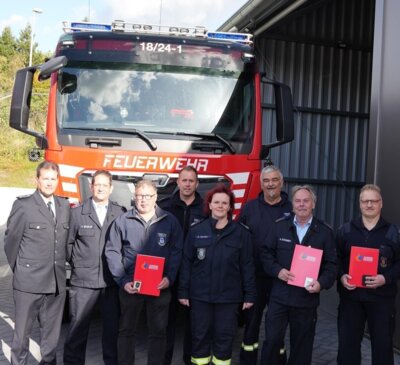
[{"xmin": 0, "ymin": 0, "xmax": 248, "ymax": 53}]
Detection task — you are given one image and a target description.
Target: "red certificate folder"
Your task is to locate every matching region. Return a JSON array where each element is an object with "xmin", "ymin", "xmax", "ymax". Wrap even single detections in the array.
[
  {"xmin": 348, "ymin": 246, "xmax": 379, "ymax": 287},
  {"xmin": 288, "ymin": 244, "xmax": 323, "ymax": 288},
  {"xmin": 133, "ymin": 254, "xmax": 165, "ymax": 296}
]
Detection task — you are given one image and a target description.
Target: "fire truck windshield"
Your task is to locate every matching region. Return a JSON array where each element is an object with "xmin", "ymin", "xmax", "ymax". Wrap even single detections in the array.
[{"xmin": 56, "ymin": 36, "xmax": 255, "ymax": 149}]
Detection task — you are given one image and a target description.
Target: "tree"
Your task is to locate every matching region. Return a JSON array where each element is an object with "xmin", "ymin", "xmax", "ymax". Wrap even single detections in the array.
[
  {"xmin": 16, "ymin": 24, "xmax": 32, "ymax": 66},
  {"xmin": 0, "ymin": 27, "xmax": 17, "ymax": 57}
]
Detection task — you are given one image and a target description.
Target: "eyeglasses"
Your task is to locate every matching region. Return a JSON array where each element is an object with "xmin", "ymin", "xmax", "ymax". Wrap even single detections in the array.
[
  {"xmin": 135, "ymin": 194, "xmax": 156, "ymax": 200},
  {"xmin": 360, "ymin": 199, "xmax": 381, "ymax": 205}
]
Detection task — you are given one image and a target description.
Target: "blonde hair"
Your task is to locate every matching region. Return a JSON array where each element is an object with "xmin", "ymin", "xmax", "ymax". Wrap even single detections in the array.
[
  {"xmin": 360, "ymin": 184, "xmax": 382, "ymax": 198},
  {"xmin": 135, "ymin": 179, "xmax": 157, "ymax": 192}
]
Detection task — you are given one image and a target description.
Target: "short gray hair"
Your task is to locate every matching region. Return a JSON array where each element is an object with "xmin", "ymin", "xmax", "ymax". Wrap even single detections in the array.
[
  {"xmin": 260, "ymin": 165, "xmax": 283, "ymax": 183},
  {"xmin": 291, "ymin": 185, "xmax": 317, "ymax": 204}
]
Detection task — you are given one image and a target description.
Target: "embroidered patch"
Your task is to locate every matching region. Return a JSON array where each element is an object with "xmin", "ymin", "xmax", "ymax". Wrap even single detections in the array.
[
  {"xmin": 197, "ymin": 248, "xmax": 206, "ymax": 260},
  {"xmin": 380, "ymin": 256, "xmax": 388, "ymax": 268},
  {"xmin": 158, "ymin": 233, "xmax": 167, "ymax": 246}
]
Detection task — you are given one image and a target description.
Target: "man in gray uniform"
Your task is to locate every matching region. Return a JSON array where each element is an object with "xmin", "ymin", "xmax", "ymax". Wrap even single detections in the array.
[
  {"xmin": 4, "ymin": 161, "xmax": 70, "ymax": 365},
  {"xmin": 63, "ymin": 170, "xmax": 126, "ymax": 365}
]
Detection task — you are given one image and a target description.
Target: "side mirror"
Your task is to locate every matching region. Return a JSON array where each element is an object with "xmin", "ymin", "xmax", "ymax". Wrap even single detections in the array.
[{"xmin": 9, "ymin": 56, "xmax": 68, "ymax": 149}]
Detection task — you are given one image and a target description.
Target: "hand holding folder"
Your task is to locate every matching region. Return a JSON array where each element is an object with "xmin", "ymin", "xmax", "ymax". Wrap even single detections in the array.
[
  {"xmin": 288, "ymin": 244, "xmax": 323, "ymax": 288},
  {"xmin": 133, "ymin": 254, "xmax": 165, "ymax": 296},
  {"xmin": 348, "ymin": 246, "xmax": 379, "ymax": 288}
]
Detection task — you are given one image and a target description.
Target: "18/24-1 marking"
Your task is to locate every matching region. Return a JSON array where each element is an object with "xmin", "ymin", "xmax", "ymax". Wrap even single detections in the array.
[{"xmin": 139, "ymin": 42, "xmax": 183, "ymax": 53}]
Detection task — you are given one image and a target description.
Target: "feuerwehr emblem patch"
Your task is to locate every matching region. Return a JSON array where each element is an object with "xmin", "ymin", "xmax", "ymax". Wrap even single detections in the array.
[
  {"xmin": 158, "ymin": 233, "xmax": 167, "ymax": 246},
  {"xmin": 380, "ymin": 256, "xmax": 388, "ymax": 268},
  {"xmin": 197, "ymin": 248, "xmax": 206, "ymax": 260}
]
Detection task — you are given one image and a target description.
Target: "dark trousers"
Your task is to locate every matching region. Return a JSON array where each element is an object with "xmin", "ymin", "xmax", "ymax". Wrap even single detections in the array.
[
  {"xmin": 163, "ymin": 284, "xmax": 191, "ymax": 365},
  {"xmin": 191, "ymin": 300, "xmax": 238, "ymax": 364},
  {"xmin": 260, "ymin": 300, "xmax": 317, "ymax": 365},
  {"xmin": 118, "ymin": 288, "xmax": 171, "ymax": 365},
  {"xmin": 240, "ymin": 276, "xmax": 286, "ymax": 365},
  {"xmin": 63, "ymin": 286, "xmax": 120, "ymax": 365},
  {"xmin": 337, "ymin": 297, "xmax": 395, "ymax": 365},
  {"xmin": 11, "ymin": 289, "xmax": 66, "ymax": 365}
]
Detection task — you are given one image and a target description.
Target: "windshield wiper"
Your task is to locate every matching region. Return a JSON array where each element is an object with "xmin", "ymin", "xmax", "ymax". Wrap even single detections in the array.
[
  {"xmin": 64, "ymin": 127, "xmax": 157, "ymax": 151},
  {"xmin": 156, "ymin": 131, "xmax": 236, "ymax": 154}
]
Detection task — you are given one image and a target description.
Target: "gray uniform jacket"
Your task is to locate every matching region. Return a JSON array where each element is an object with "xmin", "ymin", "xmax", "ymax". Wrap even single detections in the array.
[
  {"xmin": 67, "ymin": 198, "xmax": 126, "ymax": 288},
  {"xmin": 4, "ymin": 190, "xmax": 70, "ymax": 294}
]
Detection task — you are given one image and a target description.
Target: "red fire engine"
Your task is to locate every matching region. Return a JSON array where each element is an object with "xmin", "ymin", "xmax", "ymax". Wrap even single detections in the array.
[{"xmin": 10, "ymin": 20, "xmax": 294, "ymax": 215}]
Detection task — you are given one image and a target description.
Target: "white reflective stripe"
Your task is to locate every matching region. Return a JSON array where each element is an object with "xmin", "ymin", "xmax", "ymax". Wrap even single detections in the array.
[
  {"xmin": 232, "ymin": 189, "xmax": 245, "ymax": 198},
  {"xmin": 226, "ymin": 172, "xmax": 249, "ymax": 185},
  {"xmin": 212, "ymin": 356, "xmax": 231, "ymax": 365},
  {"xmin": 58, "ymin": 164, "xmax": 83, "ymax": 178},
  {"xmin": 234, "ymin": 202, "xmax": 242, "ymax": 210},
  {"xmin": 62, "ymin": 182, "xmax": 78, "ymax": 193},
  {"xmin": 191, "ymin": 356, "xmax": 211, "ymax": 365}
]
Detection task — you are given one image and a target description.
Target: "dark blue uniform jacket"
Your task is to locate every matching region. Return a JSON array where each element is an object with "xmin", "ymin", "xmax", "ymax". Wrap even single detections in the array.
[
  {"xmin": 105, "ymin": 206, "xmax": 183, "ymax": 288},
  {"xmin": 158, "ymin": 191, "xmax": 205, "ymax": 238},
  {"xmin": 239, "ymin": 191, "xmax": 292, "ymax": 276},
  {"xmin": 261, "ymin": 215, "xmax": 337, "ymax": 308},
  {"xmin": 178, "ymin": 218, "xmax": 257, "ymax": 304},
  {"xmin": 336, "ymin": 216, "xmax": 400, "ymax": 301}
]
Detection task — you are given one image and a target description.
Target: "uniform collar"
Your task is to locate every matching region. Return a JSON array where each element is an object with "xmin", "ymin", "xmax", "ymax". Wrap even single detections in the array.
[{"xmin": 38, "ymin": 191, "xmax": 55, "ymax": 206}]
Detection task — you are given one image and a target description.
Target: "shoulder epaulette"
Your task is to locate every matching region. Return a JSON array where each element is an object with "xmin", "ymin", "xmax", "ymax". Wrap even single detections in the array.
[
  {"xmin": 110, "ymin": 200, "xmax": 127, "ymax": 211},
  {"xmin": 340, "ymin": 221, "xmax": 351, "ymax": 234},
  {"xmin": 110, "ymin": 200, "xmax": 123, "ymax": 207},
  {"xmin": 54, "ymin": 195, "xmax": 69, "ymax": 199},
  {"xmin": 275, "ymin": 212, "xmax": 292, "ymax": 223},
  {"xmin": 191, "ymin": 217, "xmax": 206, "ymax": 227},
  {"xmin": 238, "ymin": 221, "xmax": 250, "ymax": 230},
  {"xmin": 386, "ymin": 224, "xmax": 400, "ymax": 243},
  {"xmin": 16, "ymin": 194, "xmax": 32, "ymax": 199},
  {"xmin": 157, "ymin": 196, "xmax": 170, "ymax": 203},
  {"xmin": 317, "ymin": 218, "xmax": 333, "ymax": 231}
]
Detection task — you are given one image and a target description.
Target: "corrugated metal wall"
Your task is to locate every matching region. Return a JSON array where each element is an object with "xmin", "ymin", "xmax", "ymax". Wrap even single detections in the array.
[{"xmin": 259, "ymin": 0, "xmax": 374, "ymax": 228}]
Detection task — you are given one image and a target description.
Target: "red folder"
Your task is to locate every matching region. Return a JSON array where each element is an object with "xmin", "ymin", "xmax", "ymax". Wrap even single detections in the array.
[
  {"xmin": 348, "ymin": 246, "xmax": 379, "ymax": 287},
  {"xmin": 288, "ymin": 244, "xmax": 323, "ymax": 288},
  {"xmin": 133, "ymin": 254, "xmax": 165, "ymax": 296}
]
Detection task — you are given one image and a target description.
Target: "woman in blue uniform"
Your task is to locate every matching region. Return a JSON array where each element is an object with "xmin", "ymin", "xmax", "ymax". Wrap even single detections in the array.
[{"xmin": 179, "ymin": 184, "xmax": 256, "ymax": 365}]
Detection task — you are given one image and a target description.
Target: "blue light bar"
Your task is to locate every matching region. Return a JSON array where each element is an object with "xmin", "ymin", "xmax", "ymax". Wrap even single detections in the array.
[
  {"xmin": 70, "ymin": 22, "xmax": 112, "ymax": 32},
  {"xmin": 207, "ymin": 32, "xmax": 252, "ymax": 44}
]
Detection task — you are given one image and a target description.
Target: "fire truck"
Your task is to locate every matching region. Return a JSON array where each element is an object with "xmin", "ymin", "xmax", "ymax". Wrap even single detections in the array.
[{"xmin": 9, "ymin": 20, "xmax": 294, "ymax": 213}]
